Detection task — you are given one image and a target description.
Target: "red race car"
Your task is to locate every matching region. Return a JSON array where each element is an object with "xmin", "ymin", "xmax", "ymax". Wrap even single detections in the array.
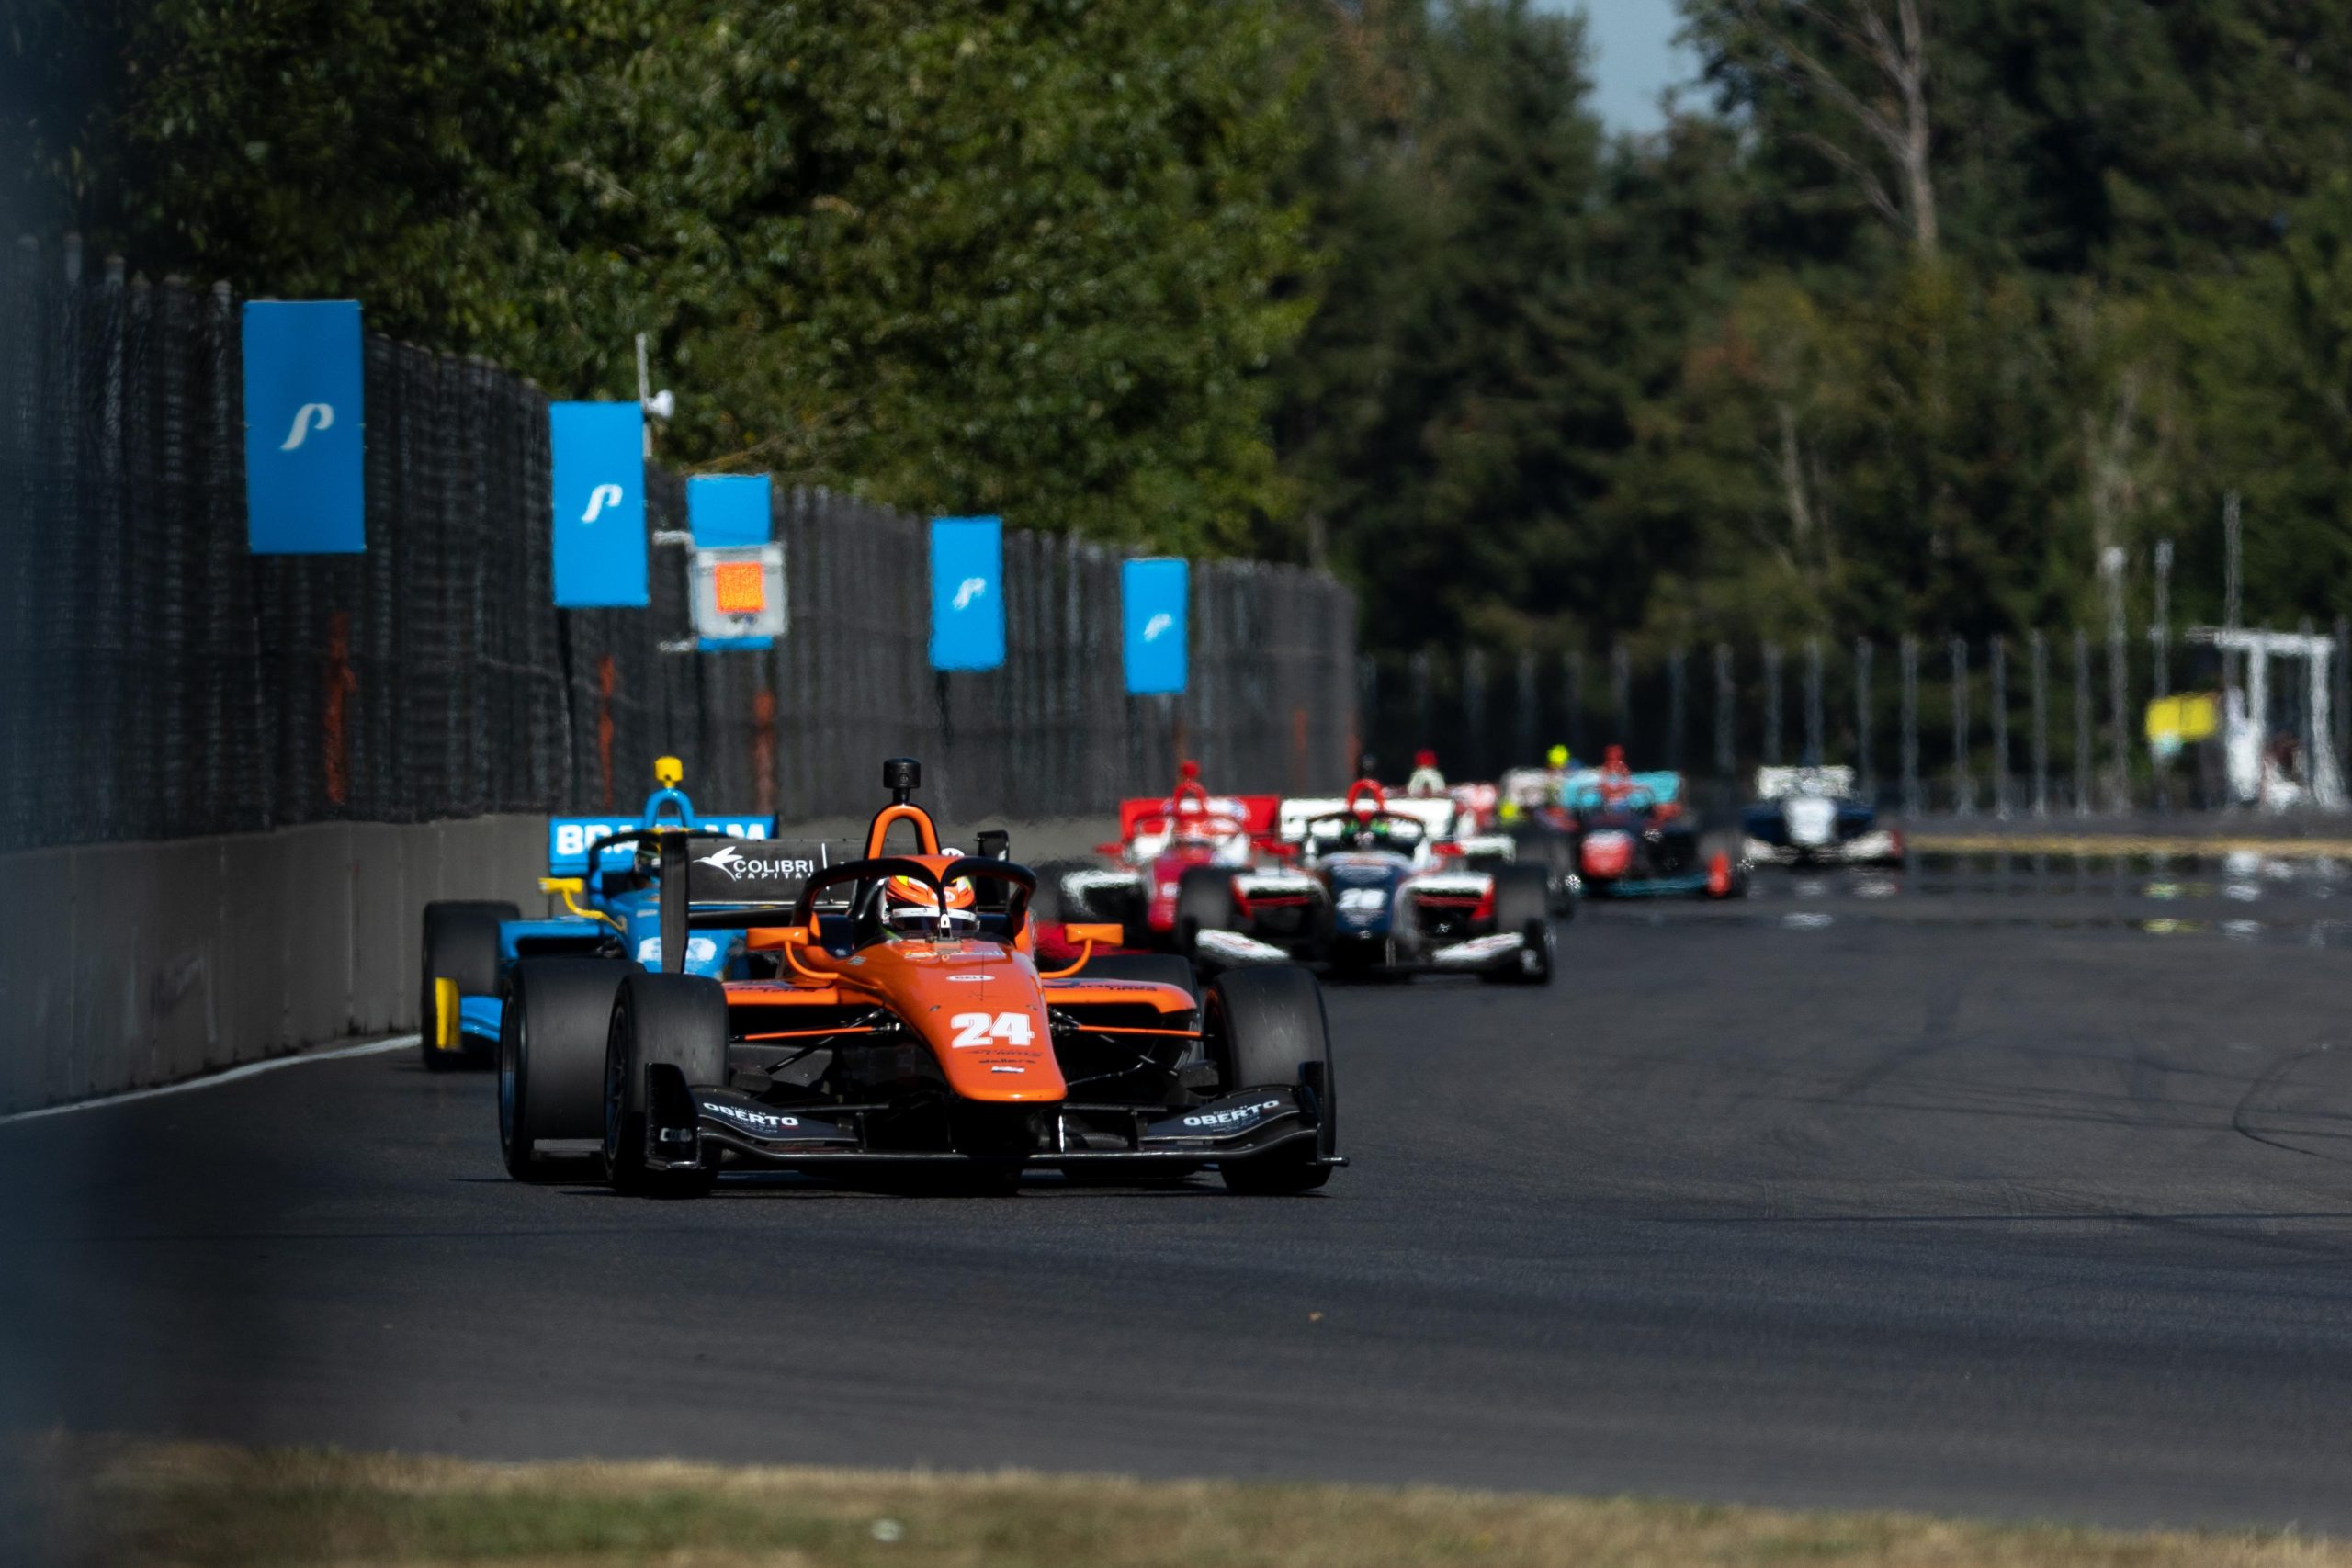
[{"xmin": 1049, "ymin": 763, "xmax": 1284, "ymax": 952}]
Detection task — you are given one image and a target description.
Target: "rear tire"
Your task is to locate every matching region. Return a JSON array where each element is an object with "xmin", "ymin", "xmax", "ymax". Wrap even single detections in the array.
[
  {"xmin": 1517, "ymin": 830, "xmax": 1578, "ymax": 918},
  {"xmin": 1176, "ymin": 865, "xmax": 1238, "ymax": 958},
  {"xmin": 420, "ymin": 901, "xmax": 517, "ymax": 1071},
  {"xmin": 501, "ymin": 958, "xmax": 635, "ymax": 1180},
  {"xmin": 1207, "ymin": 967, "xmax": 1335, "ymax": 1195},
  {"xmin": 604, "ymin": 972, "xmax": 728, "ymax": 1198},
  {"xmin": 1701, "ymin": 835, "xmax": 1749, "ymax": 899},
  {"xmin": 1481, "ymin": 864, "xmax": 1555, "ymax": 987}
]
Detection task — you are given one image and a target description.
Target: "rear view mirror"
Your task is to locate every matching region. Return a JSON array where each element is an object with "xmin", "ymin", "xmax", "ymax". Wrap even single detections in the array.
[{"xmin": 1064, "ymin": 923, "xmax": 1123, "ymax": 946}]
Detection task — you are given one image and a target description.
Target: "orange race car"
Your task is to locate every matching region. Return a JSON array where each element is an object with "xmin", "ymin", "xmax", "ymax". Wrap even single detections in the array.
[{"xmin": 497, "ymin": 759, "xmax": 1342, "ymax": 1197}]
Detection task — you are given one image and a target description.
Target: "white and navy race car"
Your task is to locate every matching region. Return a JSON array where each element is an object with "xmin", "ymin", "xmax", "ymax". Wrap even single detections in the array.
[
  {"xmin": 1740, "ymin": 765, "xmax": 1903, "ymax": 867},
  {"xmin": 1178, "ymin": 780, "xmax": 1554, "ymax": 984}
]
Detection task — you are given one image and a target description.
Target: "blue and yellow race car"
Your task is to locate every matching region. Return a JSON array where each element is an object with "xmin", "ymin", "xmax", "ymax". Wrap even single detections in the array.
[{"xmin": 416, "ymin": 759, "xmax": 815, "ymax": 1069}]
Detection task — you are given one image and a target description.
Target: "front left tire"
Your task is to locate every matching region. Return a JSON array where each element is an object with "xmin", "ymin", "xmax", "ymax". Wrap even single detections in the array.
[
  {"xmin": 500, "ymin": 957, "xmax": 637, "ymax": 1180},
  {"xmin": 1481, "ymin": 864, "xmax": 1555, "ymax": 987},
  {"xmin": 1176, "ymin": 865, "xmax": 1238, "ymax": 959},
  {"xmin": 1206, "ymin": 966, "xmax": 1336, "ymax": 1195},
  {"xmin": 604, "ymin": 972, "xmax": 729, "ymax": 1198}
]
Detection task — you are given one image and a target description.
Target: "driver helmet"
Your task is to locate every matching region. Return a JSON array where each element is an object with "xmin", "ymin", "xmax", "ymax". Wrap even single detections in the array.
[
  {"xmin": 1598, "ymin": 744, "xmax": 1636, "ymax": 803},
  {"xmin": 1406, "ymin": 748, "xmax": 1446, "ymax": 797},
  {"xmin": 881, "ymin": 873, "xmax": 978, "ymax": 940}
]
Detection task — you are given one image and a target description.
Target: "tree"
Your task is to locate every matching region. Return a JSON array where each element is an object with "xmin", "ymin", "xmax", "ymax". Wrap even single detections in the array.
[
  {"xmin": 21, "ymin": 0, "xmax": 1314, "ymax": 555},
  {"xmin": 1277, "ymin": 0, "xmax": 1664, "ymax": 650},
  {"xmin": 1690, "ymin": 0, "xmax": 1939, "ymax": 256}
]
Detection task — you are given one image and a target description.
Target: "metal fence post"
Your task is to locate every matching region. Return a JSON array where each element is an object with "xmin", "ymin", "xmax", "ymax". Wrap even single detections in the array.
[
  {"xmin": 1464, "ymin": 647, "xmax": 1487, "ymax": 779},
  {"xmin": 2300, "ymin": 615, "xmax": 2319, "ymax": 800},
  {"xmin": 1803, "ymin": 637, "xmax": 1823, "ymax": 765},
  {"xmin": 2107, "ymin": 610, "xmax": 2131, "ymax": 816},
  {"xmin": 2336, "ymin": 616, "xmax": 2351, "ymax": 794},
  {"xmin": 1949, "ymin": 636, "xmax": 1972, "ymax": 816},
  {"xmin": 1667, "ymin": 646, "xmax": 1687, "ymax": 771},
  {"xmin": 1565, "ymin": 650, "xmax": 1585, "ymax": 760},
  {"xmin": 1762, "ymin": 641, "xmax": 1782, "ymax": 765},
  {"xmin": 2150, "ymin": 621, "xmax": 2171, "ymax": 814},
  {"xmin": 1610, "ymin": 641, "xmax": 1631, "ymax": 750},
  {"xmin": 2030, "ymin": 629, "xmax": 2049, "ymax": 818},
  {"xmin": 1899, "ymin": 636, "xmax": 1920, "ymax": 817},
  {"xmin": 2073, "ymin": 629, "xmax": 2093, "ymax": 817},
  {"xmin": 1713, "ymin": 642, "xmax": 1734, "ymax": 784},
  {"xmin": 1854, "ymin": 638, "xmax": 1874, "ymax": 800},
  {"xmin": 1989, "ymin": 635, "xmax": 2009, "ymax": 818},
  {"xmin": 1514, "ymin": 649, "xmax": 1536, "ymax": 766},
  {"xmin": 1409, "ymin": 649, "xmax": 1432, "ymax": 773}
]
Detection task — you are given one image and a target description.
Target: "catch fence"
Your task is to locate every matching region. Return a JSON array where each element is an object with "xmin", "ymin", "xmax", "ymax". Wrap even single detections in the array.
[
  {"xmin": 1363, "ymin": 628, "xmax": 2352, "ymax": 818},
  {"xmin": 0, "ymin": 240, "xmax": 1359, "ymax": 854}
]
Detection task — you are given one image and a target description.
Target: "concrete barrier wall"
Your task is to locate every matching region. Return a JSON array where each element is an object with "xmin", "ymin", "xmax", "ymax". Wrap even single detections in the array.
[{"xmin": 0, "ymin": 813, "xmax": 1115, "ymax": 1115}]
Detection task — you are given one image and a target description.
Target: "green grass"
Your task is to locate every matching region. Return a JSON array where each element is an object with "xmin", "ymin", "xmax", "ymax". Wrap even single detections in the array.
[{"xmin": 17, "ymin": 1437, "xmax": 2348, "ymax": 1568}]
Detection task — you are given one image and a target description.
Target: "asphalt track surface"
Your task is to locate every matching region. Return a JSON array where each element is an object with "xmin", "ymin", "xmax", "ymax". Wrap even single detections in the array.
[{"xmin": 9, "ymin": 856, "xmax": 2352, "ymax": 1530}]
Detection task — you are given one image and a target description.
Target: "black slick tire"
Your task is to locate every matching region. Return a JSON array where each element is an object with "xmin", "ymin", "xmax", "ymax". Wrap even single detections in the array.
[
  {"xmin": 1175, "ymin": 865, "xmax": 1238, "ymax": 958},
  {"xmin": 1206, "ymin": 966, "xmax": 1335, "ymax": 1195},
  {"xmin": 501, "ymin": 957, "xmax": 636, "ymax": 1180},
  {"xmin": 1517, "ymin": 829, "xmax": 1577, "ymax": 918},
  {"xmin": 1481, "ymin": 864, "xmax": 1555, "ymax": 987},
  {"xmin": 420, "ymin": 900, "xmax": 517, "ymax": 1071},
  {"xmin": 603, "ymin": 971, "xmax": 728, "ymax": 1198}
]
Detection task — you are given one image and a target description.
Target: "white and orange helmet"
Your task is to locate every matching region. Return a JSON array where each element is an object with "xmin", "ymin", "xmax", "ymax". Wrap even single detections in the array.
[{"xmin": 882, "ymin": 871, "xmax": 978, "ymax": 938}]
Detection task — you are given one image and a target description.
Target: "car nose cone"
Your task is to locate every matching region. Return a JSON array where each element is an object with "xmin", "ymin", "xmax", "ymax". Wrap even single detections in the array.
[{"xmin": 1582, "ymin": 830, "xmax": 1634, "ymax": 878}]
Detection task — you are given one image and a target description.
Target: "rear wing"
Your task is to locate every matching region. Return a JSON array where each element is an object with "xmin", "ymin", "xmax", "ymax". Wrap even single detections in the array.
[
  {"xmin": 1114, "ymin": 793, "xmax": 1282, "ymax": 841},
  {"xmin": 1561, "ymin": 770, "xmax": 1683, "ymax": 809},
  {"xmin": 1276, "ymin": 795, "xmax": 1457, "ymax": 842},
  {"xmin": 683, "ymin": 837, "xmax": 857, "ymax": 905},
  {"xmin": 548, "ymin": 814, "xmax": 779, "ymax": 876},
  {"xmin": 1753, "ymin": 765, "xmax": 1855, "ymax": 801}
]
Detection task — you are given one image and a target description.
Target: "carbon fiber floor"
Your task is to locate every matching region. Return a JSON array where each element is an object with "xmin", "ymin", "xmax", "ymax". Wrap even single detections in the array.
[{"xmin": 7, "ymin": 884, "xmax": 2352, "ymax": 1529}]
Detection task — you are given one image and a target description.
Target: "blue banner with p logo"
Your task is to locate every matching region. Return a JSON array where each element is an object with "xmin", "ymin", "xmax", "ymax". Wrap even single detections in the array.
[
  {"xmin": 1122, "ymin": 558, "xmax": 1189, "ymax": 694},
  {"xmin": 686, "ymin": 474, "xmax": 771, "ymax": 547},
  {"xmin": 929, "ymin": 516, "xmax": 1004, "ymax": 671},
  {"xmin": 243, "ymin": 300, "xmax": 364, "ymax": 553},
  {"xmin": 550, "ymin": 402, "xmax": 647, "ymax": 607}
]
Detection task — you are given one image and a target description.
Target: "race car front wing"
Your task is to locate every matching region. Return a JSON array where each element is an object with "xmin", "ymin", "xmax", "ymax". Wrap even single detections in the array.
[
  {"xmin": 666, "ymin": 1083, "xmax": 1343, "ymax": 1172},
  {"xmin": 1193, "ymin": 925, "xmax": 1533, "ymax": 976},
  {"xmin": 1742, "ymin": 828, "xmax": 1903, "ymax": 867}
]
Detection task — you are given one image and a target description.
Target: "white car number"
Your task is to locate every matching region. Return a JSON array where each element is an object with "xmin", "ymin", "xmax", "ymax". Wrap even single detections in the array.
[{"xmin": 950, "ymin": 1011, "xmax": 1035, "ymax": 1048}]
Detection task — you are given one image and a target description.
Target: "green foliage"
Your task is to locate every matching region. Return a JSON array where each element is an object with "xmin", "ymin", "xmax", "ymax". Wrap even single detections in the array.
[
  {"xmin": 21, "ymin": 0, "xmax": 2352, "ymax": 650},
  {"xmin": 1283, "ymin": 0, "xmax": 2352, "ymax": 653},
  {"xmin": 18, "ymin": 0, "xmax": 1310, "ymax": 554},
  {"xmin": 1272, "ymin": 0, "xmax": 1671, "ymax": 649}
]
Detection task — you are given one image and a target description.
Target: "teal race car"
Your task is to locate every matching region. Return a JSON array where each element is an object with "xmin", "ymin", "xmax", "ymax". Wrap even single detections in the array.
[
  {"xmin": 415, "ymin": 758, "xmax": 813, "ymax": 1068},
  {"xmin": 1563, "ymin": 748, "xmax": 1746, "ymax": 900}
]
